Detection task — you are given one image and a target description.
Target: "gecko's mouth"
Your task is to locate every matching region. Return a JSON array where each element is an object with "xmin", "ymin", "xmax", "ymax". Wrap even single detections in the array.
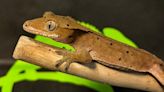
[
  {"xmin": 54, "ymin": 38, "xmax": 70, "ymax": 43},
  {"xmin": 23, "ymin": 21, "xmax": 73, "ymax": 44},
  {"xmin": 23, "ymin": 23, "xmax": 59, "ymax": 39},
  {"xmin": 23, "ymin": 26, "xmax": 69, "ymax": 43},
  {"xmin": 23, "ymin": 25, "xmax": 70, "ymax": 43}
]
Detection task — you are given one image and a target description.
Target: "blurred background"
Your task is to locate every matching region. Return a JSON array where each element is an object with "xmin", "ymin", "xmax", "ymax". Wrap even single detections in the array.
[{"xmin": 0, "ymin": 0, "xmax": 164, "ymax": 92}]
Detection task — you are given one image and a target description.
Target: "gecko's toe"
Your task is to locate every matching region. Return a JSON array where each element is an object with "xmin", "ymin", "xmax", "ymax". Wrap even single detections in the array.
[
  {"xmin": 62, "ymin": 60, "xmax": 72, "ymax": 72},
  {"xmin": 54, "ymin": 57, "xmax": 72, "ymax": 72},
  {"xmin": 54, "ymin": 60, "xmax": 65, "ymax": 70}
]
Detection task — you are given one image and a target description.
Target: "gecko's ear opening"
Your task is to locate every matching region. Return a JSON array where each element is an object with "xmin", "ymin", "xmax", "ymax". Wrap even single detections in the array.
[{"xmin": 43, "ymin": 11, "xmax": 55, "ymax": 17}]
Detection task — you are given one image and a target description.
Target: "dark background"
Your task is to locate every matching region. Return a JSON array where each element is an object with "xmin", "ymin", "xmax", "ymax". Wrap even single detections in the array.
[{"xmin": 0, "ymin": 0, "xmax": 163, "ymax": 92}]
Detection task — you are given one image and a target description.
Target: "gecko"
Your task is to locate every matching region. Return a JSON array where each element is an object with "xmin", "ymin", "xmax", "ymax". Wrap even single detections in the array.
[{"xmin": 23, "ymin": 11, "xmax": 164, "ymax": 86}]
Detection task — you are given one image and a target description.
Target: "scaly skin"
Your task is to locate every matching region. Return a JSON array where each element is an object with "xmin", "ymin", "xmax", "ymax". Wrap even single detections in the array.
[{"xmin": 23, "ymin": 11, "xmax": 164, "ymax": 86}]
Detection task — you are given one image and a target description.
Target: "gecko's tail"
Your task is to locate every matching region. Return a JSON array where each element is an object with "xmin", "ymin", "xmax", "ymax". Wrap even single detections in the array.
[{"xmin": 149, "ymin": 63, "xmax": 164, "ymax": 86}]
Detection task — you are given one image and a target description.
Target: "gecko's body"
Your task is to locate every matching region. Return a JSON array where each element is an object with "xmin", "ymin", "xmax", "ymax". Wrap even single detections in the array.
[{"xmin": 23, "ymin": 11, "xmax": 164, "ymax": 86}]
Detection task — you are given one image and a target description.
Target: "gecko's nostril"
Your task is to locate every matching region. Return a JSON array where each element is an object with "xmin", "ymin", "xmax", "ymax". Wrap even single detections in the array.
[
  {"xmin": 24, "ymin": 23, "xmax": 28, "ymax": 26},
  {"xmin": 23, "ymin": 21, "xmax": 30, "ymax": 31},
  {"xmin": 23, "ymin": 21, "xmax": 30, "ymax": 27}
]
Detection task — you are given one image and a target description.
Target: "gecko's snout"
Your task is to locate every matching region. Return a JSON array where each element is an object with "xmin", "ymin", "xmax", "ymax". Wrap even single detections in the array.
[
  {"xmin": 23, "ymin": 21, "xmax": 30, "ymax": 29},
  {"xmin": 23, "ymin": 21, "xmax": 35, "ymax": 34}
]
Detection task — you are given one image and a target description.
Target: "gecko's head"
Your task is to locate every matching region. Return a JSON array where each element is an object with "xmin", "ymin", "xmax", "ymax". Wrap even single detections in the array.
[{"xmin": 23, "ymin": 11, "xmax": 75, "ymax": 43}]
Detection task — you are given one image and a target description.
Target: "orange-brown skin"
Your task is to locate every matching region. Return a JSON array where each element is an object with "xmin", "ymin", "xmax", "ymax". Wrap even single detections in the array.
[{"xmin": 23, "ymin": 11, "xmax": 164, "ymax": 86}]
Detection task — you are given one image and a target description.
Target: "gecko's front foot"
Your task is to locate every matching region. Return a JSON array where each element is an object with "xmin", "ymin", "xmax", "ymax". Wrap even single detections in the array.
[
  {"xmin": 54, "ymin": 50, "xmax": 92, "ymax": 71},
  {"xmin": 55, "ymin": 56, "xmax": 73, "ymax": 72}
]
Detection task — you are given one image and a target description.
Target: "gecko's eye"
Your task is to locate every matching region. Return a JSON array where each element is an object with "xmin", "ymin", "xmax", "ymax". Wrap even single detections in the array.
[{"xmin": 46, "ymin": 21, "xmax": 57, "ymax": 31}]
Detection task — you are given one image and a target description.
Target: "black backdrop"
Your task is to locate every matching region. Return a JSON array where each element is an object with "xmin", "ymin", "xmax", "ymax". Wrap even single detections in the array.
[{"xmin": 0, "ymin": 0, "xmax": 163, "ymax": 92}]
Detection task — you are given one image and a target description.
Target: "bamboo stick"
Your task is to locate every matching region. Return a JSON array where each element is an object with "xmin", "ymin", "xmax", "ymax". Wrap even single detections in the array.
[{"xmin": 13, "ymin": 36, "xmax": 164, "ymax": 92}]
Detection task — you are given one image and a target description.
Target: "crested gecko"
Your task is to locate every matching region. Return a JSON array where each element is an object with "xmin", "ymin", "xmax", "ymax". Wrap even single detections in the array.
[{"xmin": 23, "ymin": 11, "xmax": 164, "ymax": 86}]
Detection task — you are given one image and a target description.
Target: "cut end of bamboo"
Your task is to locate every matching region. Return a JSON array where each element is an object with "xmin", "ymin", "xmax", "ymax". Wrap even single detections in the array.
[
  {"xmin": 13, "ymin": 36, "xmax": 28, "ymax": 59},
  {"xmin": 13, "ymin": 35, "xmax": 64, "ymax": 70}
]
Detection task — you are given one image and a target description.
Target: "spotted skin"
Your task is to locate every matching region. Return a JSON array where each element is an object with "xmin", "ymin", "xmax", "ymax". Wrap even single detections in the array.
[{"xmin": 23, "ymin": 11, "xmax": 164, "ymax": 86}]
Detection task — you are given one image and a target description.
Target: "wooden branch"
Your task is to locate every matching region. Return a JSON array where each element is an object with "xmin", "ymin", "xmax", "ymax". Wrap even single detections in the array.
[{"xmin": 13, "ymin": 36, "xmax": 164, "ymax": 92}]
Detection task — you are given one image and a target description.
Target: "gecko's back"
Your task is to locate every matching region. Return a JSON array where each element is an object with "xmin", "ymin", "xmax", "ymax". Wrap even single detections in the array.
[{"xmin": 73, "ymin": 32, "xmax": 164, "ymax": 86}]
